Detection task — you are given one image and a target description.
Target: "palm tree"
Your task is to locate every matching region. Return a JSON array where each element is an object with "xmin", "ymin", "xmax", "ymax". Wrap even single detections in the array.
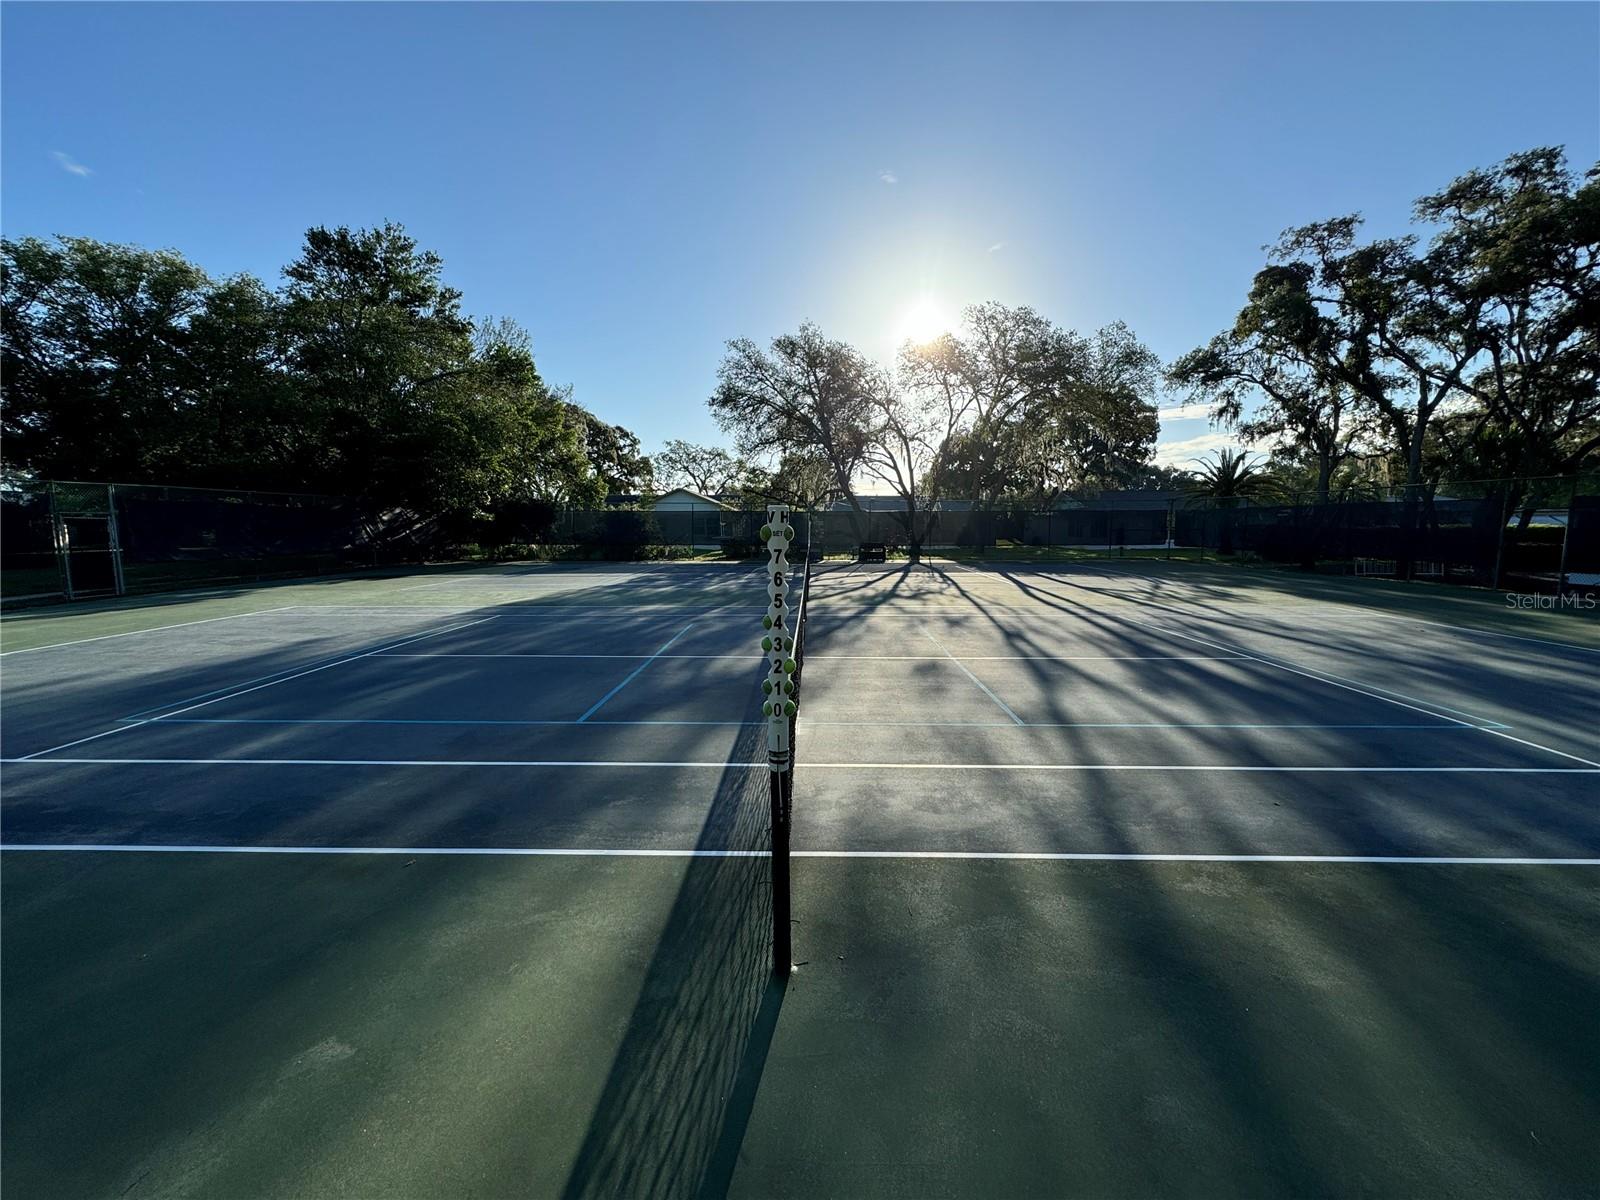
[
  {"xmin": 1186, "ymin": 449, "xmax": 1272, "ymax": 556},
  {"xmin": 1187, "ymin": 449, "xmax": 1271, "ymax": 508}
]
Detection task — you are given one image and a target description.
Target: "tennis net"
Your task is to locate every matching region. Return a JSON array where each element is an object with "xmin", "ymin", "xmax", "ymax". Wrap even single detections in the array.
[{"xmin": 768, "ymin": 534, "xmax": 810, "ymax": 977}]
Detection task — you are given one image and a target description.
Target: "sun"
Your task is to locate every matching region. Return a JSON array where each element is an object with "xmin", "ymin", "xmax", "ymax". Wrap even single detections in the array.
[{"xmin": 895, "ymin": 297, "xmax": 955, "ymax": 347}]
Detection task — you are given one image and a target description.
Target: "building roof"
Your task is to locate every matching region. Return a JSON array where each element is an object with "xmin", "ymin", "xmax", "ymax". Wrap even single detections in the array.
[{"xmin": 650, "ymin": 487, "xmax": 735, "ymax": 510}]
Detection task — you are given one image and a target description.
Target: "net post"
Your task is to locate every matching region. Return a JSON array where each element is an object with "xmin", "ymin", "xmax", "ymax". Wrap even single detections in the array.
[
  {"xmin": 762, "ymin": 503, "xmax": 795, "ymax": 978},
  {"xmin": 769, "ymin": 766, "xmax": 792, "ymax": 978}
]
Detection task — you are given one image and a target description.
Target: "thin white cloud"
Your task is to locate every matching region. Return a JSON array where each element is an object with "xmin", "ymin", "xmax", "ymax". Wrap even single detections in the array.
[
  {"xmin": 51, "ymin": 150, "xmax": 92, "ymax": 177},
  {"xmin": 1153, "ymin": 432, "xmax": 1242, "ymax": 467},
  {"xmin": 879, "ymin": 170, "xmax": 898, "ymax": 184},
  {"xmin": 987, "ymin": 242, "xmax": 1006, "ymax": 254},
  {"xmin": 1157, "ymin": 401, "xmax": 1212, "ymax": 422}
]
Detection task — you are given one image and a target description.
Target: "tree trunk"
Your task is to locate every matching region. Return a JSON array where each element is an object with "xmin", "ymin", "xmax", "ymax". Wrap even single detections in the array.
[
  {"xmin": 1489, "ymin": 488, "xmax": 1512, "ymax": 590},
  {"xmin": 837, "ymin": 486, "xmax": 868, "ymax": 544},
  {"xmin": 1398, "ymin": 412, "xmax": 1426, "ymax": 581},
  {"xmin": 904, "ymin": 501, "xmax": 921, "ymax": 563}
]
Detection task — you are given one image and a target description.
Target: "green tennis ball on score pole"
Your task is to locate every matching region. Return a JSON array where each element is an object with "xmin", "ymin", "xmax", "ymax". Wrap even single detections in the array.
[
  {"xmin": 760, "ymin": 524, "xmax": 772, "ymax": 540},
  {"xmin": 784, "ymin": 658, "xmax": 797, "ymax": 674},
  {"xmin": 762, "ymin": 636, "xmax": 773, "ymax": 652},
  {"xmin": 762, "ymin": 615, "xmax": 773, "ymax": 629},
  {"xmin": 783, "ymin": 700, "xmax": 796, "ymax": 716}
]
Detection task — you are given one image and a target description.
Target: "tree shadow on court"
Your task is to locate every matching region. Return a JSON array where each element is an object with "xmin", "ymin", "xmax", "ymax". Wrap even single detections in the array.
[
  {"xmin": 790, "ymin": 575, "xmax": 1598, "ymax": 1192},
  {"xmin": 1006, "ymin": 565, "xmax": 1597, "ymax": 762},
  {"xmin": 559, "ymin": 721, "xmax": 786, "ymax": 1200},
  {"xmin": 0, "ymin": 584, "xmax": 744, "ymax": 761},
  {"xmin": 915, "ymin": 564, "xmax": 1600, "ymax": 1166}
]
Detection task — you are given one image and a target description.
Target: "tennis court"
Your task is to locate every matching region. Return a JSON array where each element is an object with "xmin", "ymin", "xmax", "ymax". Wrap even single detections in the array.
[{"xmin": 3, "ymin": 558, "xmax": 1597, "ymax": 1198}]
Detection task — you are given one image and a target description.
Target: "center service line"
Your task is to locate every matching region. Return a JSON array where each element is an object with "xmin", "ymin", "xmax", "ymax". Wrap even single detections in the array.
[
  {"xmin": 924, "ymin": 630, "xmax": 1025, "ymax": 725},
  {"xmin": 576, "ymin": 622, "xmax": 698, "ymax": 722}
]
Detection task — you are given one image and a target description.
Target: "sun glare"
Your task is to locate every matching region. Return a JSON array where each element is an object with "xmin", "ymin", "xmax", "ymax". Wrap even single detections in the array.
[{"xmin": 895, "ymin": 297, "xmax": 954, "ymax": 347}]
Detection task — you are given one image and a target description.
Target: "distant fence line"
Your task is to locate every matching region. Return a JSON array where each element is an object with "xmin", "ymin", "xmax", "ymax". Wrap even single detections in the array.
[
  {"xmin": 1175, "ymin": 495, "xmax": 1599, "ymax": 591},
  {"xmin": 0, "ymin": 479, "xmax": 382, "ymax": 601},
  {"xmin": 807, "ymin": 488, "xmax": 1597, "ymax": 594},
  {"xmin": 0, "ymin": 480, "xmax": 802, "ymax": 601},
  {"xmin": 3, "ymin": 474, "xmax": 1596, "ymax": 602}
]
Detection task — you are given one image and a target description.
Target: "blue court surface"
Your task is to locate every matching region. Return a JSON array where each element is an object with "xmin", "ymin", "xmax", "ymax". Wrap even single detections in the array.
[{"xmin": 2, "ymin": 559, "xmax": 1597, "ymax": 1198}]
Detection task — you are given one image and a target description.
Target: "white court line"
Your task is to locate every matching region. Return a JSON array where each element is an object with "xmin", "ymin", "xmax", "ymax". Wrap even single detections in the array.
[
  {"xmin": 138, "ymin": 717, "xmax": 767, "ymax": 727},
  {"xmin": 794, "ymin": 850, "xmax": 1600, "ymax": 864},
  {"xmin": 0, "ymin": 606, "xmax": 300, "ymax": 656},
  {"xmin": 285, "ymin": 603, "xmax": 758, "ymax": 613},
  {"xmin": 1473, "ymin": 728, "xmax": 1600, "ymax": 770},
  {"xmin": 2, "ymin": 758, "xmax": 757, "ymax": 767},
  {"xmin": 15, "ymin": 618, "xmax": 496, "ymax": 761},
  {"xmin": 136, "ymin": 717, "xmax": 1477, "ymax": 731},
  {"xmin": 375, "ymin": 652, "xmax": 753, "ymax": 660},
  {"xmin": 390, "ymin": 566, "xmax": 762, "ymax": 593},
  {"xmin": 1077, "ymin": 562, "xmax": 1600, "ymax": 656},
  {"xmin": 0, "ymin": 843, "xmax": 769, "ymax": 857},
  {"xmin": 1402, "ymin": 616, "xmax": 1600, "ymax": 655},
  {"xmin": 2, "ymin": 758, "xmax": 1593, "ymax": 773},
  {"xmin": 806, "ymin": 604, "xmax": 1226, "ymax": 614},
  {"xmin": 808, "ymin": 654, "xmax": 1247, "ymax": 662},
  {"xmin": 1023, "ymin": 569, "xmax": 1512, "ymax": 727},
  {"xmin": 0, "ymin": 844, "xmax": 1594, "ymax": 865},
  {"xmin": 372, "ymin": 652, "xmax": 1244, "ymax": 662},
  {"xmin": 395, "ymin": 568, "xmax": 530, "ymax": 592},
  {"xmin": 802, "ymin": 721, "xmax": 1475, "ymax": 730},
  {"xmin": 114, "ymin": 613, "xmax": 504, "ymax": 720},
  {"xmin": 924, "ymin": 630, "xmax": 1024, "ymax": 725},
  {"xmin": 576, "ymin": 623, "xmax": 699, "ymax": 722},
  {"xmin": 1102, "ymin": 607, "xmax": 1512, "ymax": 728},
  {"xmin": 1058, "ymin": 572, "xmax": 1599, "ymax": 769}
]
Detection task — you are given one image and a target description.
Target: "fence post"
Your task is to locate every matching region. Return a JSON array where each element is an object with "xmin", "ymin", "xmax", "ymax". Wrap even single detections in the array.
[
  {"xmin": 1555, "ymin": 477, "xmax": 1577, "ymax": 600},
  {"xmin": 105, "ymin": 483, "xmax": 127, "ymax": 595},
  {"xmin": 1488, "ymin": 487, "xmax": 1511, "ymax": 591},
  {"xmin": 45, "ymin": 482, "xmax": 71, "ymax": 600}
]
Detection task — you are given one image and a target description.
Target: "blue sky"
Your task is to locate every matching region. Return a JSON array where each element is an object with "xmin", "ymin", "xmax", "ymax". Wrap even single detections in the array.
[{"xmin": 4, "ymin": 2, "xmax": 1596, "ymax": 470}]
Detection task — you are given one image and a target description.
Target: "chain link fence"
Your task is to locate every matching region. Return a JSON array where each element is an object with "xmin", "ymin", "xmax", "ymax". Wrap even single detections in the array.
[
  {"xmin": 0, "ymin": 481, "xmax": 816, "ymax": 603},
  {"xmin": 1, "ymin": 479, "xmax": 378, "ymax": 602},
  {"xmin": 805, "ymin": 506, "xmax": 1172, "ymax": 555},
  {"xmin": 5, "ymin": 474, "xmax": 1595, "ymax": 603},
  {"xmin": 1174, "ymin": 474, "xmax": 1598, "ymax": 595}
]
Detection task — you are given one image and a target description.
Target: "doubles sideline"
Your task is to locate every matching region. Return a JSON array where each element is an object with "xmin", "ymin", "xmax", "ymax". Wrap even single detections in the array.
[{"xmin": 1, "ymin": 757, "xmax": 1594, "ymax": 773}]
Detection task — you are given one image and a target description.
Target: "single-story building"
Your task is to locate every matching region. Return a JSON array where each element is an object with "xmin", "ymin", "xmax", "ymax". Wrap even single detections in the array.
[{"xmin": 648, "ymin": 487, "xmax": 736, "ymax": 549}]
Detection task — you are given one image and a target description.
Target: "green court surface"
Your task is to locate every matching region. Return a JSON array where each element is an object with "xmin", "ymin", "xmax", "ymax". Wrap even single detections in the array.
[
  {"xmin": 3, "ymin": 553, "xmax": 1594, "ymax": 656},
  {"xmin": 3, "ymin": 559, "xmax": 1597, "ymax": 1197}
]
